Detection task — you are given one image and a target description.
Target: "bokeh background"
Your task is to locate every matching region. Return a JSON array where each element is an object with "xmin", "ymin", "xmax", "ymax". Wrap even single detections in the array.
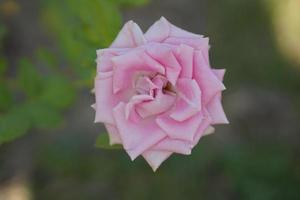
[{"xmin": 0, "ymin": 0, "xmax": 300, "ymax": 199}]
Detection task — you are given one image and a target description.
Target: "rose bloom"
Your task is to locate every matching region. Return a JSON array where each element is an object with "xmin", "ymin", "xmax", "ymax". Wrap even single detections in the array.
[{"xmin": 93, "ymin": 17, "xmax": 228, "ymax": 171}]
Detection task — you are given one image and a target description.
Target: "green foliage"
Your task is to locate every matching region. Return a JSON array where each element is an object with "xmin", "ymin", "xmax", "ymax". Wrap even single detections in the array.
[
  {"xmin": 95, "ymin": 133, "xmax": 122, "ymax": 149},
  {"xmin": 17, "ymin": 58, "xmax": 42, "ymax": 98},
  {"xmin": 0, "ymin": 0, "xmax": 148, "ymax": 145},
  {"xmin": 0, "ymin": 84, "xmax": 12, "ymax": 111},
  {"xmin": 0, "ymin": 105, "xmax": 31, "ymax": 144},
  {"xmin": 0, "ymin": 57, "xmax": 7, "ymax": 76},
  {"xmin": 39, "ymin": 76, "xmax": 75, "ymax": 109},
  {"xmin": 0, "ymin": 53, "xmax": 75, "ymax": 145},
  {"xmin": 42, "ymin": 0, "xmax": 120, "ymax": 85}
]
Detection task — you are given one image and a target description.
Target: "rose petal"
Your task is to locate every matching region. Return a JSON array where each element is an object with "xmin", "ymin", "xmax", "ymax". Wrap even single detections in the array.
[
  {"xmin": 110, "ymin": 20, "xmax": 146, "ymax": 48},
  {"xmin": 113, "ymin": 103, "xmax": 166, "ymax": 160},
  {"xmin": 192, "ymin": 112, "xmax": 212, "ymax": 147},
  {"xmin": 175, "ymin": 44, "xmax": 194, "ymax": 78},
  {"xmin": 94, "ymin": 72, "xmax": 133, "ymax": 124},
  {"xmin": 170, "ymin": 78, "xmax": 201, "ymax": 121},
  {"xmin": 136, "ymin": 91, "xmax": 176, "ymax": 118},
  {"xmin": 112, "ymin": 49, "xmax": 165, "ymax": 93},
  {"xmin": 207, "ymin": 94, "xmax": 229, "ymax": 124},
  {"xmin": 144, "ymin": 17, "xmax": 170, "ymax": 42},
  {"xmin": 156, "ymin": 111, "xmax": 204, "ymax": 142},
  {"xmin": 104, "ymin": 124, "xmax": 122, "ymax": 145},
  {"xmin": 146, "ymin": 44, "xmax": 181, "ymax": 85},
  {"xmin": 212, "ymin": 69, "xmax": 226, "ymax": 81},
  {"xmin": 150, "ymin": 137, "xmax": 192, "ymax": 155},
  {"xmin": 194, "ymin": 51, "xmax": 225, "ymax": 105},
  {"xmin": 142, "ymin": 150, "xmax": 172, "ymax": 172},
  {"xmin": 165, "ymin": 37, "xmax": 209, "ymax": 53},
  {"xmin": 145, "ymin": 16, "xmax": 203, "ymax": 42},
  {"xmin": 125, "ymin": 94, "xmax": 153, "ymax": 122}
]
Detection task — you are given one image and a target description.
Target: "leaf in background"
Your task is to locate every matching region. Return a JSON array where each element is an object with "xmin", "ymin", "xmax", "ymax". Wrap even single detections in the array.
[
  {"xmin": 41, "ymin": 0, "xmax": 125, "ymax": 86},
  {"xmin": 95, "ymin": 133, "xmax": 122, "ymax": 149},
  {"xmin": 112, "ymin": 0, "xmax": 149, "ymax": 7},
  {"xmin": 39, "ymin": 75, "xmax": 75, "ymax": 110},
  {"xmin": 0, "ymin": 84, "xmax": 12, "ymax": 112},
  {"xmin": 17, "ymin": 58, "xmax": 42, "ymax": 98},
  {"xmin": 25, "ymin": 102, "xmax": 63, "ymax": 129},
  {"xmin": 0, "ymin": 57, "xmax": 7, "ymax": 77},
  {"xmin": 36, "ymin": 48, "xmax": 59, "ymax": 69},
  {"xmin": 0, "ymin": 106, "xmax": 31, "ymax": 145},
  {"xmin": 0, "ymin": 24, "xmax": 6, "ymax": 40}
]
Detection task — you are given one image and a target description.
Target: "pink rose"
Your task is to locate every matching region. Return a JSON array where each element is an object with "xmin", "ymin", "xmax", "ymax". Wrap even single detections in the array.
[{"xmin": 93, "ymin": 17, "xmax": 228, "ymax": 171}]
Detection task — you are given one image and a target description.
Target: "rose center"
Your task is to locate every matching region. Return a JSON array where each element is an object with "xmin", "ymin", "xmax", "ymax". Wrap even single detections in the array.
[{"xmin": 135, "ymin": 75, "xmax": 175, "ymax": 97}]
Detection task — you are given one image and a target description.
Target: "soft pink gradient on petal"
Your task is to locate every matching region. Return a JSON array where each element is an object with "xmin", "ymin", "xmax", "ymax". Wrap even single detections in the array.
[
  {"xmin": 113, "ymin": 103, "xmax": 166, "ymax": 160},
  {"xmin": 192, "ymin": 111, "xmax": 212, "ymax": 147},
  {"xmin": 110, "ymin": 21, "xmax": 146, "ymax": 48},
  {"xmin": 165, "ymin": 37, "xmax": 209, "ymax": 53},
  {"xmin": 150, "ymin": 137, "xmax": 192, "ymax": 155},
  {"xmin": 193, "ymin": 51, "xmax": 225, "ymax": 105},
  {"xmin": 156, "ymin": 111, "xmax": 204, "ymax": 142},
  {"xmin": 175, "ymin": 44, "xmax": 194, "ymax": 78},
  {"xmin": 104, "ymin": 124, "xmax": 122, "ymax": 145},
  {"xmin": 170, "ymin": 78, "xmax": 201, "ymax": 121},
  {"xmin": 112, "ymin": 49, "xmax": 165, "ymax": 93},
  {"xmin": 146, "ymin": 44, "xmax": 181, "ymax": 85},
  {"xmin": 136, "ymin": 91, "xmax": 176, "ymax": 118},
  {"xmin": 207, "ymin": 95, "xmax": 229, "ymax": 124},
  {"xmin": 125, "ymin": 94, "xmax": 153, "ymax": 122},
  {"xmin": 94, "ymin": 72, "xmax": 133, "ymax": 124},
  {"xmin": 142, "ymin": 150, "xmax": 172, "ymax": 171},
  {"xmin": 207, "ymin": 69, "xmax": 229, "ymax": 124}
]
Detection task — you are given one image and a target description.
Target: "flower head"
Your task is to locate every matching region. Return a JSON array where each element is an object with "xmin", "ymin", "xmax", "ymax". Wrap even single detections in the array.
[{"xmin": 93, "ymin": 17, "xmax": 228, "ymax": 171}]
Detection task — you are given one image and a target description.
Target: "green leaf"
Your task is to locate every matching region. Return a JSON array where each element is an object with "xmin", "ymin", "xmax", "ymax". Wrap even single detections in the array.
[
  {"xmin": 40, "ymin": 75, "xmax": 75, "ymax": 109},
  {"xmin": 0, "ymin": 57, "xmax": 7, "ymax": 76},
  {"xmin": 0, "ymin": 106, "xmax": 31, "ymax": 145},
  {"xmin": 17, "ymin": 58, "xmax": 42, "ymax": 98},
  {"xmin": 112, "ymin": 0, "xmax": 149, "ymax": 6},
  {"xmin": 36, "ymin": 48, "xmax": 58, "ymax": 68},
  {"xmin": 95, "ymin": 133, "xmax": 122, "ymax": 149},
  {"xmin": 0, "ymin": 84, "xmax": 12, "ymax": 111},
  {"xmin": 0, "ymin": 25, "xmax": 6, "ymax": 41},
  {"xmin": 26, "ymin": 102, "xmax": 63, "ymax": 129}
]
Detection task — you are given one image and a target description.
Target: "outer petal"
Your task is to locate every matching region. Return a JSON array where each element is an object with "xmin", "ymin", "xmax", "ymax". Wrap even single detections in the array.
[
  {"xmin": 94, "ymin": 72, "xmax": 133, "ymax": 124},
  {"xmin": 193, "ymin": 51, "xmax": 225, "ymax": 105},
  {"xmin": 207, "ymin": 69, "xmax": 229, "ymax": 124},
  {"xmin": 207, "ymin": 94, "xmax": 229, "ymax": 124},
  {"xmin": 96, "ymin": 48, "xmax": 128, "ymax": 73},
  {"xmin": 142, "ymin": 150, "xmax": 172, "ymax": 172},
  {"xmin": 145, "ymin": 17, "xmax": 209, "ymax": 53},
  {"xmin": 113, "ymin": 103, "xmax": 166, "ymax": 160},
  {"xmin": 165, "ymin": 37, "xmax": 209, "ymax": 53},
  {"xmin": 150, "ymin": 137, "xmax": 192, "ymax": 155},
  {"xmin": 192, "ymin": 111, "xmax": 212, "ymax": 147},
  {"xmin": 156, "ymin": 111, "xmax": 204, "ymax": 142},
  {"xmin": 145, "ymin": 16, "xmax": 203, "ymax": 42},
  {"xmin": 110, "ymin": 20, "xmax": 146, "ymax": 48},
  {"xmin": 212, "ymin": 69, "xmax": 226, "ymax": 81},
  {"xmin": 104, "ymin": 124, "xmax": 122, "ymax": 145}
]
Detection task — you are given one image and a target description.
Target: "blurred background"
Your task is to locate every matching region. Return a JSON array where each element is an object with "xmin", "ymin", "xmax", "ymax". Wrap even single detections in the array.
[{"xmin": 0, "ymin": 0, "xmax": 300, "ymax": 199}]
